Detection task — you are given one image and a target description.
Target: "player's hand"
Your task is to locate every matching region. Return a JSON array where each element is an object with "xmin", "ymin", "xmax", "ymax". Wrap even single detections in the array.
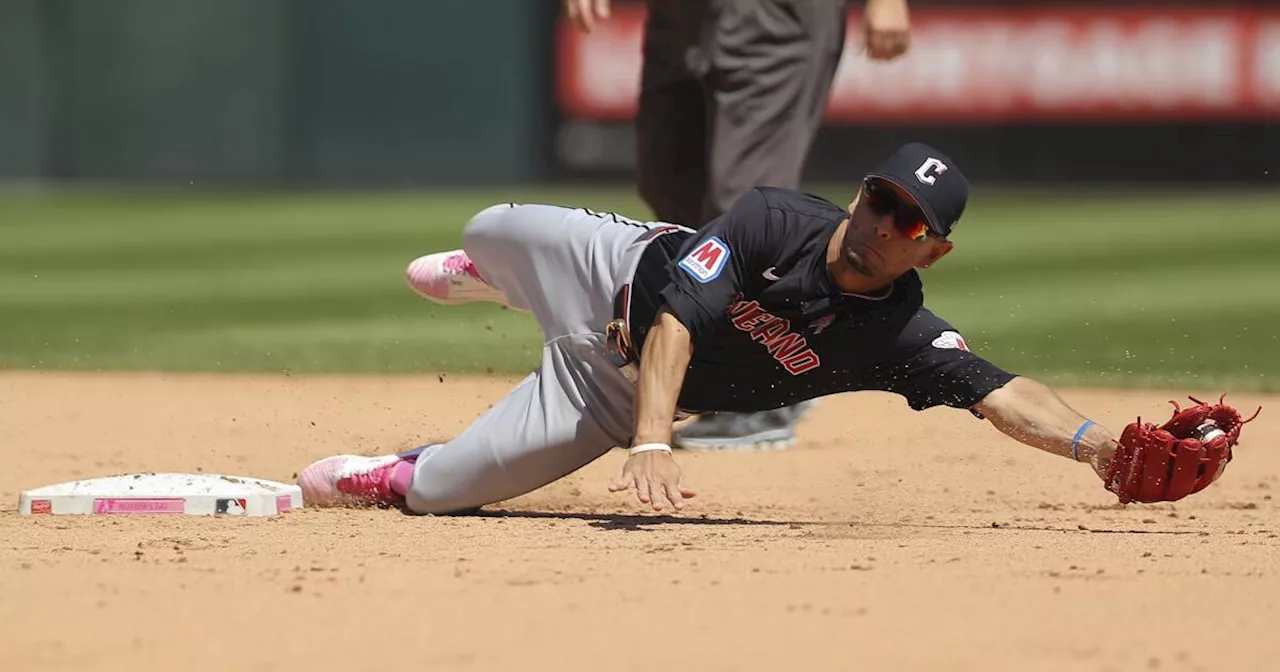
[
  {"xmin": 862, "ymin": 0, "xmax": 911, "ymax": 61},
  {"xmin": 565, "ymin": 0, "xmax": 611, "ymax": 33},
  {"xmin": 609, "ymin": 448, "xmax": 697, "ymax": 512}
]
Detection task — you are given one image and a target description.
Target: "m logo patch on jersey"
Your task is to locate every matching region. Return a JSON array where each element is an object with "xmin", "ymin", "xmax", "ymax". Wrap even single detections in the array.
[
  {"xmin": 931, "ymin": 330, "xmax": 969, "ymax": 352},
  {"xmin": 678, "ymin": 236, "xmax": 731, "ymax": 283}
]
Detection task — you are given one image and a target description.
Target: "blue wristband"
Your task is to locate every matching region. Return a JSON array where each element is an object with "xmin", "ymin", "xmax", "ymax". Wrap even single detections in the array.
[{"xmin": 1071, "ymin": 420, "xmax": 1095, "ymax": 461}]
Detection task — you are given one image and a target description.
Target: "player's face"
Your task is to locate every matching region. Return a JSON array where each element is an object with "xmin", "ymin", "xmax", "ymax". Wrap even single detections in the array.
[{"xmin": 841, "ymin": 179, "xmax": 954, "ymax": 280}]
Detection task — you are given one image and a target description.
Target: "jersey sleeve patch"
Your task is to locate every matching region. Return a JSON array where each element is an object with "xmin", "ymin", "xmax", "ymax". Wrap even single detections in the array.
[
  {"xmin": 931, "ymin": 330, "xmax": 970, "ymax": 352},
  {"xmin": 677, "ymin": 236, "xmax": 731, "ymax": 283}
]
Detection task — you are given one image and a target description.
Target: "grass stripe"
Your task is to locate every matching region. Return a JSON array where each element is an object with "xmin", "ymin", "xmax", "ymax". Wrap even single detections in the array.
[{"xmin": 2, "ymin": 186, "xmax": 1277, "ymax": 391}]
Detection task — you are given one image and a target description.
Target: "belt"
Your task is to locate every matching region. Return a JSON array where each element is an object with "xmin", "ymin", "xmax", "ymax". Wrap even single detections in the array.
[
  {"xmin": 602, "ymin": 225, "xmax": 698, "ymax": 421},
  {"xmin": 605, "ymin": 296, "xmax": 696, "ymax": 421},
  {"xmin": 605, "ymin": 284, "xmax": 638, "ymax": 383},
  {"xmin": 604, "ymin": 224, "xmax": 685, "ymax": 378},
  {"xmin": 605, "ymin": 314, "xmax": 692, "ymax": 422},
  {"xmin": 604, "ymin": 318, "xmax": 638, "ymax": 384}
]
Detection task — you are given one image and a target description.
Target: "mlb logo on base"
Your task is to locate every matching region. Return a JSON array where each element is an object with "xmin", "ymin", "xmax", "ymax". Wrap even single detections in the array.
[
  {"xmin": 216, "ymin": 498, "xmax": 248, "ymax": 515},
  {"xmin": 678, "ymin": 236, "xmax": 731, "ymax": 283}
]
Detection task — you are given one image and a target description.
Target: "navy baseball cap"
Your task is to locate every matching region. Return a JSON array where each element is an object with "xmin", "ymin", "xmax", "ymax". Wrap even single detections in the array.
[{"xmin": 865, "ymin": 142, "xmax": 970, "ymax": 239}]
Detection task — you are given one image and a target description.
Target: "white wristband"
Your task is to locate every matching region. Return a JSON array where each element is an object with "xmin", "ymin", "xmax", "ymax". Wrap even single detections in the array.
[{"xmin": 629, "ymin": 442, "xmax": 673, "ymax": 456}]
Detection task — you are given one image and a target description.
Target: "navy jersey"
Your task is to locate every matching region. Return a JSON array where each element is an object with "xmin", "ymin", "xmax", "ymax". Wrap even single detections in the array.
[{"xmin": 626, "ymin": 187, "xmax": 1015, "ymax": 414}]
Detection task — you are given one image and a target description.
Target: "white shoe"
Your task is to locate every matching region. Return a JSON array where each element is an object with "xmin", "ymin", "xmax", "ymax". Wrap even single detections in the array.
[{"xmin": 405, "ymin": 250, "xmax": 512, "ymax": 307}]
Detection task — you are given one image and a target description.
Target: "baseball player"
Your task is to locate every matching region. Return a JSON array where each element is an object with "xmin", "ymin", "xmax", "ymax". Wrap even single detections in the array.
[
  {"xmin": 565, "ymin": 0, "xmax": 913, "ymax": 451},
  {"xmin": 298, "ymin": 143, "xmax": 1259, "ymax": 514}
]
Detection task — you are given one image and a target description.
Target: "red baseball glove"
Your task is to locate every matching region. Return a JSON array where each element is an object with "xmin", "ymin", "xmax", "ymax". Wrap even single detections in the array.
[{"xmin": 1104, "ymin": 395, "xmax": 1261, "ymax": 504}]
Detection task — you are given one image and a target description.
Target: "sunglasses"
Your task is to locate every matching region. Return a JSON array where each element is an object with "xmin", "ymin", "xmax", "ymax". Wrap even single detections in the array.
[{"xmin": 862, "ymin": 179, "xmax": 937, "ymax": 242}]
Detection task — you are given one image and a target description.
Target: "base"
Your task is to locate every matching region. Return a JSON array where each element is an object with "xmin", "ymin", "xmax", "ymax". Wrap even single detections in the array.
[{"xmin": 18, "ymin": 473, "xmax": 303, "ymax": 517}]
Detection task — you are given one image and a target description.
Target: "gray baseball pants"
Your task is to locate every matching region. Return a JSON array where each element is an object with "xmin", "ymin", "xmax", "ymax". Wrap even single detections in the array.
[
  {"xmin": 637, "ymin": 0, "xmax": 848, "ymax": 227},
  {"xmin": 398, "ymin": 204, "xmax": 692, "ymax": 515}
]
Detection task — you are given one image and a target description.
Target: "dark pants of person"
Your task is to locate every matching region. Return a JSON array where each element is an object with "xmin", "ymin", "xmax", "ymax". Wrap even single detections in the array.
[{"xmin": 636, "ymin": 0, "xmax": 848, "ymax": 228}]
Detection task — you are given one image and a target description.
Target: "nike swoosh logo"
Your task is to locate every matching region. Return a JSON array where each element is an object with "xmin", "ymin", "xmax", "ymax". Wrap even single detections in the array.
[{"xmin": 762, "ymin": 267, "xmax": 781, "ymax": 281}]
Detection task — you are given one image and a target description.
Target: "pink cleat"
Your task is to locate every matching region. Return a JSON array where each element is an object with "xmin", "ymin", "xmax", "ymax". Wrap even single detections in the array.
[
  {"xmin": 297, "ymin": 454, "xmax": 407, "ymax": 508},
  {"xmin": 405, "ymin": 251, "xmax": 512, "ymax": 307}
]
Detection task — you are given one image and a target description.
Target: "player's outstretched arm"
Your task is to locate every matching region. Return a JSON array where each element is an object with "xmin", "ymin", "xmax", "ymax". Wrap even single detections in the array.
[
  {"xmin": 972, "ymin": 376, "xmax": 1115, "ymax": 479},
  {"xmin": 608, "ymin": 307, "xmax": 697, "ymax": 511},
  {"xmin": 975, "ymin": 377, "xmax": 1261, "ymax": 504}
]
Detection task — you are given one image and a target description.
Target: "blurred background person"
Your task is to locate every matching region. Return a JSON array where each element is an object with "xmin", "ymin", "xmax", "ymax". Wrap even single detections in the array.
[{"xmin": 565, "ymin": 0, "xmax": 913, "ymax": 451}]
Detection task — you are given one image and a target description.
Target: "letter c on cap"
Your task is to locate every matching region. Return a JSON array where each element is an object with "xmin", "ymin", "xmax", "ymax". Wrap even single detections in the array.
[{"xmin": 915, "ymin": 158, "xmax": 948, "ymax": 186}]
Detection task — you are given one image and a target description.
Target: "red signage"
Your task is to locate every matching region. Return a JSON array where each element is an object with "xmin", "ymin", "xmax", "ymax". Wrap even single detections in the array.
[{"xmin": 556, "ymin": 6, "xmax": 1280, "ymax": 123}]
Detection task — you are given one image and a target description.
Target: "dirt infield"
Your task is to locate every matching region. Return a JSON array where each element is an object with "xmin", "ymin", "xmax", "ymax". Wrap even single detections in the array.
[{"xmin": 2, "ymin": 371, "xmax": 1278, "ymax": 672}]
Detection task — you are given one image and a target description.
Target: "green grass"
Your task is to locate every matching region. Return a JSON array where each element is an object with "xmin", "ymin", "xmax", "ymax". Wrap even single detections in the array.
[{"xmin": 1, "ymin": 184, "xmax": 1278, "ymax": 391}]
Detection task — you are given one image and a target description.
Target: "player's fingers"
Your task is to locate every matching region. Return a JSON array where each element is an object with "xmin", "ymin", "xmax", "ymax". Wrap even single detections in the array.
[
  {"xmin": 889, "ymin": 31, "xmax": 910, "ymax": 58},
  {"xmin": 854, "ymin": 24, "xmax": 870, "ymax": 56},
  {"xmin": 648, "ymin": 477, "xmax": 672, "ymax": 511},
  {"xmin": 864, "ymin": 30, "xmax": 886, "ymax": 58},
  {"xmin": 866, "ymin": 32, "xmax": 892, "ymax": 59},
  {"xmin": 636, "ymin": 476, "xmax": 652, "ymax": 504},
  {"xmin": 608, "ymin": 464, "xmax": 635, "ymax": 492},
  {"xmin": 662, "ymin": 482, "xmax": 685, "ymax": 511},
  {"xmin": 868, "ymin": 30, "xmax": 909, "ymax": 60},
  {"xmin": 594, "ymin": 0, "xmax": 611, "ymax": 21},
  {"xmin": 580, "ymin": 0, "xmax": 600, "ymax": 33},
  {"xmin": 566, "ymin": 0, "xmax": 589, "ymax": 32}
]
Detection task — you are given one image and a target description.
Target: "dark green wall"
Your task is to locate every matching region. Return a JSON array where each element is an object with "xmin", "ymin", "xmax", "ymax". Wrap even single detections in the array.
[
  {"xmin": 0, "ymin": 0, "xmax": 50, "ymax": 178},
  {"xmin": 60, "ymin": 0, "xmax": 294, "ymax": 179},
  {"xmin": 299, "ymin": 1, "xmax": 546, "ymax": 183},
  {"xmin": 0, "ymin": 0, "xmax": 546, "ymax": 182}
]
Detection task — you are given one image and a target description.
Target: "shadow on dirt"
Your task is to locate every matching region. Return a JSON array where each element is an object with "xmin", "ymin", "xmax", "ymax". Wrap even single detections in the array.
[
  {"xmin": 474, "ymin": 508, "xmax": 800, "ymax": 531},
  {"xmin": 469, "ymin": 509, "xmax": 1220, "ymax": 536}
]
